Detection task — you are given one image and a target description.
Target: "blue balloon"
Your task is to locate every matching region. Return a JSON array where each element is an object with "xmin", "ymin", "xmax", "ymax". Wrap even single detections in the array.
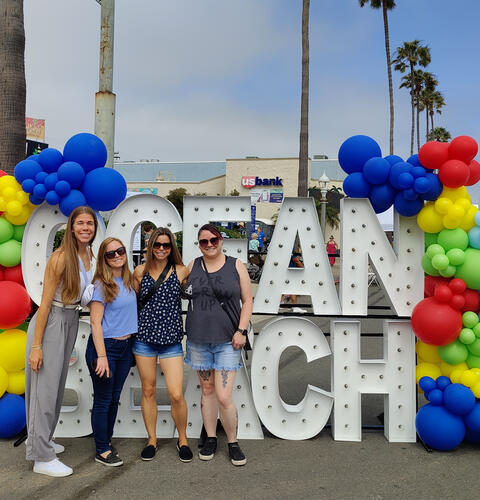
[
  {"xmin": 423, "ymin": 173, "xmax": 443, "ymax": 201},
  {"xmin": 394, "ymin": 192, "xmax": 423, "ymax": 217},
  {"xmin": 55, "ymin": 180, "xmax": 71, "ymax": 197},
  {"xmin": 416, "ymin": 404, "xmax": 465, "ymax": 451},
  {"xmin": 363, "ymin": 157, "xmax": 391, "ymax": 185},
  {"xmin": 38, "ymin": 148, "xmax": 64, "ymax": 173},
  {"xmin": 0, "ymin": 393, "xmax": 26, "ymax": 438},
  {"xmin": 82, "ymin": 168, "xmax": 127, "ymax": 211},
  {"xmin": 436, "ymin": 376, "xmax": 451, "ymax": 390},
  {"xmin": 407, "ymin": 154, "xmax": 422, "ymax": 166},
  {"xmin": 384, "ymin": 155, "xmax": 403, "ymax": 166},
  {"xmin": 44, "ymin": 173, "xmax": 59, "ymax": 191},
  {"xmin": 398, "ymin": 172, "xmax": 414, "ymax": 190},
  {"xmin": 45, "ymin": 190, "xmax": 60, "ymax": 206},
  {"xmin": 464, "ymin": 402, "xmax": 480, "ymax": 432},
  {"xmin": 338, "ymin": 135, "xmax": 382, "ymax": 175},
  {"xmin": 59, "ymin": 190, "xmax": 87, "ymax": 217},
  {"xmin": 443, "ymin": 384, "xmax": 475, "ymax": 416},
  {"xmin": 14, "ymin": 159, "xmax": 43, "ymax": 183},
  {"xmin": 63, "ymin": 133, "xmax": 107, "ymax": 173},
  {"xmin": 427, "ymin": 389, "xmax": 443, "ymax": 406},
  {"xmin": 411, "ymin": 166, "xmax": 426, "ymax": 178},
  {"xmin": 34, "ymin": 171, "xmax": 48, "ymax": 184},
  {"xmin": 389, "ymin": 162, "xmax": 412, "ymax": 189},
  {"xmin": 21, "ymin": 179, "xmax": 36, "ymax": 194},
  {"xmin": 33, "ymin": 183, "xmax": 47, "ymax": 200},
  {"xmin": 419, "ymin": 376, "xmax": 437, "ymax": 394},
  {"xmin": 414, "ymin": 177, "xmax": 430, "ymax": 194},
  {"xmin": 343, "ymin": 172, "xmax": 371, "ymax": 198},
  {"xmin": 57, "ymin": 161, "xmax": 86, "ymax": 189},
  {"xmin": 369, "ymin": 184, "xmax": 396, "ymax": 213},
  {"xmin": 29, "ymin": 194, "xmax": 43, "ymax": 205},
  {"xmin": 468, "ymin": 226, "xmax": 480, "ymax": 250},
  {"xmin": 26, "ymin": 154, "xmax": 41, "ymax": 163},
  {"xmin": 402, "ymin": 188, "xmax": 418, "ymax": 201}
]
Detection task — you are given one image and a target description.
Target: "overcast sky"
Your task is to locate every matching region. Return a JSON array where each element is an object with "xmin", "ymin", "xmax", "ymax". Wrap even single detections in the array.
[{"xmin": 24, "ymin": 0, "xmax": 480, "ymax": 165}]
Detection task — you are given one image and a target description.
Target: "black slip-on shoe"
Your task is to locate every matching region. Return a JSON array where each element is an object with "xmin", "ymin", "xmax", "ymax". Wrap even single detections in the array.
[
  {"xmin": 228, "ymin": 442, "xmax": 247, "ymax": 466},
  {"xmin": 95, "ymin": 452, "xmax": 123, "ymax": 467},
  {"xmin": 176, "ymin": 441, "xmax": 193, "ymax": 462},
  {"xmin": 141, "ymin": 444, "xmax": 158, "ymax": 461},
  {"xmin": 198, "ymin": 437, "xmax": 217, "ymax": 461}
]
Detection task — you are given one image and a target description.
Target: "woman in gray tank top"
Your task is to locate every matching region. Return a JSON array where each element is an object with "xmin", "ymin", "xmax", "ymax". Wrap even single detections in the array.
[{"xmin": 185, "ymin": 224, "xmax": 253, "ymax": 466}]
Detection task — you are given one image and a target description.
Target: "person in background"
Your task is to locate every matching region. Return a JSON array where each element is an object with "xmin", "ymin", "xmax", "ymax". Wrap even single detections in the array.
[
  {"xmin": 326, "ymin": 235, "xmax": 338, "ymax": 266},
  {"xmin": 249, "ymin": 233, "xmax": 259, "ymax": 253},
  {"xmin": 256, "ymin": 227, "xmax": 266, "ymax": 251},
  {"xmin": 25, "ymin": 206, "xmax": 97, "ymax": 477},
  {"xmin": 86, "ymin": 237, "xmax": 137, "ymax": 467}
]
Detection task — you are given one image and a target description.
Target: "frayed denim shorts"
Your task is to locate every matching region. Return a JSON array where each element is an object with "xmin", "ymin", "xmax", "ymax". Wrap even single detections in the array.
[
  {"xmin": 133, "ymin": 339, "xmax": 183, "ymax": 359},
  {"xmin": 185, "ymin": 340, "xmax": 242, "ymax": 372}
]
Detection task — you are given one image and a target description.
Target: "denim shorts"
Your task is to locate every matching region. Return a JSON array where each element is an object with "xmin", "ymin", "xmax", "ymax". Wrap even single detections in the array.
[
  {"xmin": 132, "ymin": 339, "xmax": 183, "ymax": 359},
  {"xmin": 185, "ymin": 340, "xmax": 242, "ymax": 372}
]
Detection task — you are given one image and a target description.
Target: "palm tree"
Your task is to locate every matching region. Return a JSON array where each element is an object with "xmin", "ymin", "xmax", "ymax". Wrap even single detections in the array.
[
  {"xmin": 393, "ymin": 40, "xmax": 431, "ymax": 155},
  {"xmin": 359, "ymin": 0, "xmax": 396, "ymax": 155},
  {"xmin": 298, "ymin": 0, "xmax": 309, "ymax": 197},
  {"xmin": 428, "ymin": 127, "xmax": 451, "ymax": 142},
  {"xmin": 430, "ymin": 91, "xmax": 445, "ymax": 131},
  {"xmin": 0, "ymin": 0, "xmax": 26, "ymax": 175}
]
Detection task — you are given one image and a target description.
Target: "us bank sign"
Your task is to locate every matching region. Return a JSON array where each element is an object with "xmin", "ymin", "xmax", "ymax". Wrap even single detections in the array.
[{"xmin": 22, "ymin": 195, "xmax": 421, "ymax": 442}]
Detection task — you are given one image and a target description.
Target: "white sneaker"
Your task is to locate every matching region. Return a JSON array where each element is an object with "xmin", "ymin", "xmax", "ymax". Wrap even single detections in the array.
[
  {"xmin": 292, "ymin": 307, "xmax": 307, "ymax": 313},
  {"xmin": 25, "ymin": 439, "xmax": 65, "ymax": 454},
  {"xmin": 33, "ymin": 458, "xmax": 73, "ymax": 477}
]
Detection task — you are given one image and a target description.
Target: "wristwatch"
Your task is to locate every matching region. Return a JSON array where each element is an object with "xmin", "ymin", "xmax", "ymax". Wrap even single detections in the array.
[{"xmin": 236, "ymin": 328, "xmax": 248, "ymax": 336}]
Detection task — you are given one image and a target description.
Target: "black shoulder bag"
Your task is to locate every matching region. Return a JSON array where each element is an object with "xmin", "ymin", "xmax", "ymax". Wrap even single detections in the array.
[
  {"xmin": 201, "ymin": 257, "xmax": 252, "ymax": 357},
  {"xmin": 138, "ymin": 262, "xmax": 172, "ymax": 313}
]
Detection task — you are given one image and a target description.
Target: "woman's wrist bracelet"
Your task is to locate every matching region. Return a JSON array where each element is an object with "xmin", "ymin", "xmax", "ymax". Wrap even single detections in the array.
[
  {"xmin": 98, "ymin": 355, "xmax": 107, "ymax": 358},
  {"xmin": 31, "ymin": 345, "xmax": 42, "ymax": 350}
]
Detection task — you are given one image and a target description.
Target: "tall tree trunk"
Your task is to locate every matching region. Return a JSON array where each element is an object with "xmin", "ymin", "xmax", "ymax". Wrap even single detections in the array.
[
  {"xmin": 416, "ymin": 99, "xmax": 420, "ymax": 152},
  {"xmin": 298, "ymin": 0, "xmax": 309, "ymax": 197},
  {"xmin": 382, "ymin": 1, "xmax": 394, "ymax": 155},
  {"xmin": 409, "ymin": 63, "xmax": 415, "ymax": 156},
  {"xmin": 425, "ymin": 105, "xmax": 429, "ymax": 142},
  {"xmin": 430, "ymin": 113, "xmax": 434, "ymax": 134},
  {"xmin": 0, "ymin": 0, "xmax": 26, "ymax": 175}
]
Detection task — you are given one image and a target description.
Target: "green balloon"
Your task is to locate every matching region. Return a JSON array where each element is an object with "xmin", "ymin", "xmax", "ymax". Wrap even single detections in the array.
[
  {"xmin": 0, "ymin": 239, "xmax": 21, "ymax": 267},
  {"xmin": 446, "ymin": 248, "xmax": 465, "ymax": 266},
  {"xmin": 468, "ymin": 338, "xmax": 480, "ymax": 356},
  {"xmin": 473, "ymin": 323, "xmax": 480, "ymax": 338},
  {"xmin": 432, "ymin": 253, "xmax": 449, "ymax": 271},
  {"xmin": 426, "ymin": 244, "xmax": 445, "ymax": 259},
  {"xmin": 455, "ymin": 248, "xmax": 480, "ymax": 289},
  {"xmin": 425, "ymin": 232, "xmax": 438, "ymax": 250},
  {"xmin": 422, "ymin": 254, "xmax": 440, "ymax": 276},
  {"xmin": 466, "ymin": 353, "xmax": 480, "ymax": 369},
  {"xmin": 459, "ymin": 328, "xmax": 476, "ymax": 345},
  {"xmin": 12, "ymin": 224, "xmax": 25, "ymax": 242},
  {"xmin": 439, "ymin": 340, "xmax": 469, "ymax": 364},
  {"xmin": 463, "ymin": 311, "xmax": 479, "ymax": 329},
  {"xmin": 0, "ymin": 217, "xmax": 13, "ymax": 244},
  {"xmin": 439, "ymin": 265, "xmax": 457, "ymax": 278},
  {"xmin": 437, "ymin": 228, "xmax": 469, "ymax": 252}
]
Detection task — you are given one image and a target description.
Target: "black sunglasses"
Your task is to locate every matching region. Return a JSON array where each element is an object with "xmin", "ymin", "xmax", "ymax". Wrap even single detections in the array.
[
  {"xmin": 198, "ymin": 237, "xmax": 220, "ymax": 248},
  {"xmin": 104, "ymin": 246, "xmax": 126, "ymax": 260},
  {"xmin": 153, "ymin": 241, "xmax": 172, "ymax": 250}
]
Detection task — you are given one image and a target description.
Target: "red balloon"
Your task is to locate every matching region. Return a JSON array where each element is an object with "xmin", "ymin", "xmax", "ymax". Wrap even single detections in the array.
[
  {"xmin": 439, "ymin": 159, "xmax": 470, "ymax": 188},
  {"xmin": 435, "ymin": 285, "xmax": 453, "ymax": 303},
  {"xmin": 451, "ymin": 295, "xmax": 466, "ymax": 310},
  {"xmin": 465, "ymin": 160, "xmax": 480, "ymax": 186},
  {"xmin": 418, "ymin": 141, "xmax": 450, "ymax": 170},
  {"xmin": 0, "ymin": 281, "xmax": 32, "ymax": 329},
  {"xmin": 424, "ymin": 275, "xmax": 450, "ymax": 297},
  {"xmin": 462, "ymin": 288, "xmax": 480, "ymax": 314},
  {"xmin": 449, "ymin": 278, "xmax": 466, "ymax": 295},
  {"xmin": 0, "ymin": 266, "xmax": 4, "ymax": 281},
  {"xmin": 449, "ymin": 135, "xmax": 478, "ymax": 163},
  {"xmin": 411, "ymin": 297, "xmax": 462, "ymax": 346},
  {"xmin": 0, "ymin": 169, "xmax": 6, "ymax": 177},
  {"xmin": 3, "ymin": 264, "xmax": 24, "ymax": 287}
]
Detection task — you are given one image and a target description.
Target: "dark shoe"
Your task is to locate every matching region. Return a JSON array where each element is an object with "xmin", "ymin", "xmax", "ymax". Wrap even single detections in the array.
[
  {"xmin": 141, "ymin": 444, "xmax": 158, "ymax": 461},
  {"xmin": 176, "ymin": 441, "xmax": 193, "ymax": 462},
  {"xmin": 95, "ymin": 452, "xmax": 123, "ymax": 467},
  {"xmin": 110, "ymin": 444, "xmax": 118, "ymax": 457},
  {"xmin": 228, "ymin": 442, "xmax": 247, "ymax": 466},
  {"xmin": 198, "ymin": 437, "xmax": 217, "ymax": 461}
]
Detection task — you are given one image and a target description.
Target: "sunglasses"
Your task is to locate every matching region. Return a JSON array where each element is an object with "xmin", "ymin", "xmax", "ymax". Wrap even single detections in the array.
[
  {"xmin": 153, "ymin": 241, "xmax": 172, "ymax": 250},
  {"xmin": 198, "ymin": 237, "xmax": 220, "ymax": 249},
  {"xmin": 104, "ymin": 246, "xmax": 126, "ymax": 260}
]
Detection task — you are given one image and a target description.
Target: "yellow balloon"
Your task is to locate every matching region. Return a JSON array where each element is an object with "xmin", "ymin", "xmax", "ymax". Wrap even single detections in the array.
[
  {"xmin": 15, "ymin": 190, "xmax": 29, "ymax": 205},
  {"xmin": 435, "ymin": 197, "xmax": 453, "ymax": 215},
  {"xmin": 460, "ymin": 370, "xmax": 478, "ymax": 388},
  {"xmin": 456, "ymin": 198, "xmax": 472, "ymax": 211},
  {"xmin": 5, "ymin": 205, "xmax": 33, "ymax": 225},
  {"xmin": 449, "ymin": 205, "xmax": 465, "ymax": 219},
  {"xmin": 0, "ymin": 329, "xmax": 27, "ymax": 372},
  {"xmin": 459, "ymin": 205, "xmax": 478, "ymax": 232},
  {"xmin": 472, "ymin": 382, "xmax": 480, "ymax": 399},
  {"xmin": 443, "ymin": 215, "xmax": 461, "ymax": 229},
  {"xmin": 2, "ymin": 187, "xmax": 16, "ymax": 202},
  {"xmin": 450, "ymin": 369, "xmax": 464, "ymax": 384},
  {"xmin": 443, "ymin": 186, "xmax": 470, "ymax": 202},
  {"xmin": 471, "ymin": 368, "xmax": 480, "ymax": 375},
  {"xmin": 416, "ymin": 341, "xmax": 441, "ymax": 364},
  {"xmin": 441, "ymin": 361, "xmax": 469, "ymax": 378},
  {"xmin": 0, "ymin": 366, "xmax": 7, "ymax": 398},
  {"xmin": 0, "ymin": 175, "xmax": 19, "ymax": 191},
  {"xmin": 416, "ymin": 362, "xmax": 441, "ymax": 384},
  {"xmin": 6, "ymin": 370, "xmax": 25, "ymax": 395},
  {"xmin": 0, "ymin": 198, "xmax": 6, "ymax": 212},
  {"xmin": 417, "ymin": 204, "xmax": 443, "ymax": 233},
  {"xmin": 6, "ymin": 200, "xmax": 22, "ymax": 217}
]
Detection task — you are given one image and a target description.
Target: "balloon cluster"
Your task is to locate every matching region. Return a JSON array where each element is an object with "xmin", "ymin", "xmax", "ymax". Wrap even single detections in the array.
[
  {"xmin": 14, "ymin": 133, "xmax": 127, "ymax": 216},
  {"xmin": 339, "ymin": 135, "xmax": 442, "ymax": 215},
  {"xmin": 0, "ymin": 175, "xmax": 35, "ymax": 225},
  {"xmin": 0, "ymin": 217, "xmax": 24, "ymax": 267},
  {"xmin": 416, "ymin": 376, "xmax": 480, "ymax": 450}
]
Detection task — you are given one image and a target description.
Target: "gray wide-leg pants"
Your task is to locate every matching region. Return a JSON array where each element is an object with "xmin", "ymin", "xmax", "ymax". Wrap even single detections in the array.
[{"xmin": 25, "ymin": 305, "xmax": 79, "ymax": 462}]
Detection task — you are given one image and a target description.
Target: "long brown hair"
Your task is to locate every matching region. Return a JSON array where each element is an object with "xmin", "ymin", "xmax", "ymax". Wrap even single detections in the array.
[
  {"xmin": 143, "ymin": 227, "xmax": 183, "ymax": 277},
  {"xmin": 60, "ymin": 206, "xmax": 98, "ymax": 304},
  {"xmin": 93, "ymin": 237, "xmax": 133, "ymax": 303}
]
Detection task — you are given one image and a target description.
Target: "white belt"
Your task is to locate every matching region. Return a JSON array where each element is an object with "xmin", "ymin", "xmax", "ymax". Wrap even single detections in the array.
[{"xmin": 52, "ymin": 300, "xmax": 82, "ymax": 310}]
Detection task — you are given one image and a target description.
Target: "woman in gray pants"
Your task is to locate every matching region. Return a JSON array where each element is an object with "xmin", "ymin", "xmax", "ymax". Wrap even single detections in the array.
[{"xmin": 25, "ymin": 206, "xmax": 98, "ymax": 477}]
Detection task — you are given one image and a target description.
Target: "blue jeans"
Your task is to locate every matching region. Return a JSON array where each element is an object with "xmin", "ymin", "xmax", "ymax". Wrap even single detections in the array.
[
  {"xmin": 185, "ymin": 340, "xmax": 242, "ymax": 372},
  {"xmin": 85, "ymin": 335, "xmax": 133, "ymax": 454}
]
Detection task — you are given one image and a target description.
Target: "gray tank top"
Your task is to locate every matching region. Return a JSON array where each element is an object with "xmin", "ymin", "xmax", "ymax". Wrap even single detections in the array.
[{"xmin": 185, "ymin": 256, "xmax": 241, "ymax": 344}]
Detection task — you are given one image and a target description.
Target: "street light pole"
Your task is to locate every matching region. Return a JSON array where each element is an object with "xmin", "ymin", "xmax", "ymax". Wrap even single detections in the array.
[
  {"xmin": 319, "ymin": 171, "xmax": 329, "ymax": 241},
  {"xmin": 94, "ymin": 0, "xmax": 116, "ymax": 168}
]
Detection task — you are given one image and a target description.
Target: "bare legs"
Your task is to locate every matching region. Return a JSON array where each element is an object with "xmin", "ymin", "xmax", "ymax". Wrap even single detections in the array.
[{"xmin": 197, "ymin": 369, "xmax": 238, "ymax": 443}]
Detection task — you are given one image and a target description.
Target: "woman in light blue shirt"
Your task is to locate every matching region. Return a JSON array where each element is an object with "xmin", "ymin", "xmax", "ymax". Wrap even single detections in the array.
[{"xmin": 86, "ymin": 237, "xmax": 137, "ymax": 467}]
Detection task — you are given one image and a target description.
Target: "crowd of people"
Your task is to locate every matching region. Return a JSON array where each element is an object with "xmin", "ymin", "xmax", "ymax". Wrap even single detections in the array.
[{"xmin": 24, "ymin": 208, "xmax": 252, "ymax": 477}]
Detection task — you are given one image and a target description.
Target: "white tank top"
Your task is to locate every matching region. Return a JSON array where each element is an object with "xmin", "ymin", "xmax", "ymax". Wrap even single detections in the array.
[{"xmin": 53, "ymin": 255, "xmax": 94, "ymax": 304}]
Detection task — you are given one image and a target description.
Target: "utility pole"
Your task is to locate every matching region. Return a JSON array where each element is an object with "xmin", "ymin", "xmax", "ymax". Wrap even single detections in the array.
[{"xmin": 94, "ymin": 0, "xmax": 116, "ymax": 168}]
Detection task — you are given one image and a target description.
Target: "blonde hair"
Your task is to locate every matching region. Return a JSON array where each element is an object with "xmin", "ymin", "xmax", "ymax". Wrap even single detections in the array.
[
  {"xmin": 143, "ymin": 227, "xmax": 184, "ymax": 277},
  {"xmin": 93, "ymin": 237, "xmax": 133, "ymax": 303},
  {"xmin": 60, "ymin": 206, "xmax": 98, "ymax": 304}
]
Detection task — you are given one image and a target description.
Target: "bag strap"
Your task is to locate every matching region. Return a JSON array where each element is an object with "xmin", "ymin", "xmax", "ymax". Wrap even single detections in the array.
[{"xmin": 138, "ymin": 262, "xmax": 172, "ymax": 312}]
